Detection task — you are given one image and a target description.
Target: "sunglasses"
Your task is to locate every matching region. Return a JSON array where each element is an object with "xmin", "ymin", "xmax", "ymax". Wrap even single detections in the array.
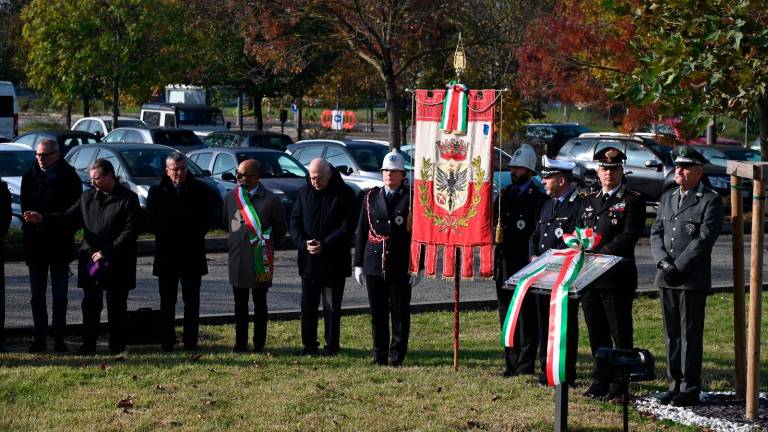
[{"xmin": 236, "ymin": 172, "xmax": 256, "ymax": 179}]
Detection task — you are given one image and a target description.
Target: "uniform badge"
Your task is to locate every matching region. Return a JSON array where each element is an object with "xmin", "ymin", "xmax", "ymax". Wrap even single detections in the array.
[
  {"xmin": 516, "ymin": 220, "xmax": 525, "ymax": 230},
  {"xmin": 685, "ymin": 223, "xmax": 696, "ymax": 234},
  {"xmin": 555, "ymin": 227, "xmax": 564, "ymax": 238},
  {"xmin": 585, "ymin": 206, "xmax": 594, "ymax": 212},
  {"xmin": 395, "ymin": 216, "xmax": 404, "ymax": 226},
  {"xmin": 611, "ymin": 218, "xmax": 618, "ymax": 225}
]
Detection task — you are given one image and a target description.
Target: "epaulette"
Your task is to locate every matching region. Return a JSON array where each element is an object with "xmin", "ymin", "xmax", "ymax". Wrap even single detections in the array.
[{"xmin": 587, "ymin": 190, "xmax": 600, "ymax": 197}]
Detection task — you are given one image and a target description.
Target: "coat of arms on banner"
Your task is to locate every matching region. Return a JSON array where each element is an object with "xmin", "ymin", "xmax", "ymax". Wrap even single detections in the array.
[{"xmin": 409, "ymin": 85, "xmax": 496, "ymax": 280}]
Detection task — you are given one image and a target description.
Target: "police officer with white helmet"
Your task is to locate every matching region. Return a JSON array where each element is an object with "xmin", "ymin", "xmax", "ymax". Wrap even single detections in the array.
[{"xmin": 354, "ymin": 150, "xmax": 419, "ymax": 366}]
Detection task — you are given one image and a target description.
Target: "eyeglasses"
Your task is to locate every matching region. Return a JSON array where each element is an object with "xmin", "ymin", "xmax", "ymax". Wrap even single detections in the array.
[
  {"xmin": 35, "ymin": 151, "xmax": 58, "ymax": 159},
  {"xmin": 236, "ymin": 172, "xmax": 256, "ymax": 179},
  {"xmin": 167, "ymin": 166, "xmax": 187, "ymax": 172}
]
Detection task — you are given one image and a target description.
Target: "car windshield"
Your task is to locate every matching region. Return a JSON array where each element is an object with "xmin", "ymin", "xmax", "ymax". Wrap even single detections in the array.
[
  {"xmin": 178, "ymin": 108, "xmax": 225, "ymax": 127},
  {"xmin": 119, "ymin": 149, "xmax": 203, "ymax": 178},
  {"xmin": 151, "ymin": 130, "xmax": 203, "ymax": 146},
  {"xmin": 723, "ymin": 148, "xmax": 761, "ymax": 161},
  {"xmin": 104, "ymin": 119, "xmax": 144, "ymax": 130},
  {"xmin": 235, "ymin": 152, "xmax": 307, "ymax": 178},
  {"xmin": 0, "ymin": 150, "xmax": 35, "ymax": 176},
  {"xmin": 348, "ymin": 144, "xmax": 413, "ymax": 172}
]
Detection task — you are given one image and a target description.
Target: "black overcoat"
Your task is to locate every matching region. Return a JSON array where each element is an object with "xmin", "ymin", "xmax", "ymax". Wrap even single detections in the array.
[
  {"xmin": 354, "ymin": 185, "xmax": 411, "ymax": 277},
  {"xmin": 493, "ymin": 182, "xmax": 546, "ymax": 282}
]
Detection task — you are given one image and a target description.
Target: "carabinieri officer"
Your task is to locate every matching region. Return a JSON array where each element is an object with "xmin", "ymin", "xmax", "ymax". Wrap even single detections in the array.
[
  {"xmin": 354, "ymin": 150, "xmax": 421, "ymax": 366},
  {"xmin": 578, "ymin": 147, "xmax": 646, "ymax": 400}
]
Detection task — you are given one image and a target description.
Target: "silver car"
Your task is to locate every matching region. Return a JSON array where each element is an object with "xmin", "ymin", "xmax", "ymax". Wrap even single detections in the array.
[{"xmin": 0, "ymin": 143, "xmax": 37, "ymax": 228}]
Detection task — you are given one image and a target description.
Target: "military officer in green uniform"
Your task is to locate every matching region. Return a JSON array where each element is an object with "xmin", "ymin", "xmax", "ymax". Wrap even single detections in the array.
[{"xmin": 651, "ymin": 145, "xmax": 723, "ymax": 407}]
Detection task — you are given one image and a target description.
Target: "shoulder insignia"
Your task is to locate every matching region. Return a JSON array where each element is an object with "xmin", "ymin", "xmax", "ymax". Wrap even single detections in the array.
[{"xmin": 577, "ymin": 191, "xmax": 587, "ymax": 198}]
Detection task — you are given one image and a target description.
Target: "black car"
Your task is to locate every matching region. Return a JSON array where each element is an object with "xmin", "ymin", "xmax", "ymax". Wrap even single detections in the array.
[
  {"xmin": 556, "ymin": 133, "xmax": 736, "ymax": 209},
  {"xmin": 12, "ymin": 129, "xmax": 101, "ymax": 157},
  {"xmin": 202, "ymin": 130, "xmax": 293, "ymax": 151},
  {"xmin": 187, "ymin": 147, "xmax": 307, "ymax": 216},
  {"xmin": 526, "ymin": 123, "xmax": 591, "ymax": 157}
]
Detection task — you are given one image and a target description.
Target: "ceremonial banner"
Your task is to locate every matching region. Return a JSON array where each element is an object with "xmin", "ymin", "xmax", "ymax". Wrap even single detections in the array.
[{"xmin": 409, "ymin": 86, "xmax": 495, "ymax": 279}]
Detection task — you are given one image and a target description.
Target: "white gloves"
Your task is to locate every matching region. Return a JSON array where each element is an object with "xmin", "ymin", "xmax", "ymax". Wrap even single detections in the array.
[
  {"xmin": 409, "ymin": 273, "xmax": 422, "ymax": 288},
  {"xmin": 354, "ymin": 266, "xmax": 365, "ymax": 286}
]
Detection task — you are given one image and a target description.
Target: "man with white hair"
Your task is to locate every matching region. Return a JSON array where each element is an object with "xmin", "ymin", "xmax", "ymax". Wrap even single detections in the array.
[{"xmin": 290, "ymin": 158, "xmax": 357, "ymax": 356}]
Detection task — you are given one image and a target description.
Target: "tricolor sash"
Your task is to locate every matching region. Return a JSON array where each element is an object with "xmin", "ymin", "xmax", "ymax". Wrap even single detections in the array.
[
  {"xmin": 440, "ymin": 81, "xmax": 469, "ymax": 135},
  {"xmin": 234, "ymin": 186, "xmax": 273, "ymax": 284},
  {"xmin": 501, "ymin": 227, "xmax": 601, "ymax": 386}
]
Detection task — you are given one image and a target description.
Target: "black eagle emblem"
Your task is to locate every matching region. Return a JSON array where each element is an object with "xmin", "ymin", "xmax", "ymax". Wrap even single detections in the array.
[{"xmin": 435, "ymin": 166, "xmax": 468, "ymax": 212}]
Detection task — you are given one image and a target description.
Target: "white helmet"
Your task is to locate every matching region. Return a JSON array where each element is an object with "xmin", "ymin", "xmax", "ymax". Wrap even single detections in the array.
[
  {"xmin": 507, "ymin": 143, "xmax": 537, "ymax": 173},
  {"xmin": 381, "ymin": 150, "xmax": 406, "ymax": 171}
]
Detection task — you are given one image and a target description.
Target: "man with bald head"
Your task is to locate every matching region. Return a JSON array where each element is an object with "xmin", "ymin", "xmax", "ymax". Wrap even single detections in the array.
[
  {"xmin": 290, "ymin": 157, "xmax": 357, "ymax": 355},
  {"xmin": 224, "ymin": 159, "xmax": 287, "ymax": 352}
]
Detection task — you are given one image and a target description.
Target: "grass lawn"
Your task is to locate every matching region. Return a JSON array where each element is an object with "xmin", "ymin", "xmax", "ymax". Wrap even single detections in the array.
[{"xmin": 0, "ymin": 294, "xmax": 765, "ymax": 431}]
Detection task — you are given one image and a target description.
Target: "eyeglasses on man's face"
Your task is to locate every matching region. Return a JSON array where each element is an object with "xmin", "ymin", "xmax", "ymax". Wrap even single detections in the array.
[
  {"xmin": 35, "ymin": 150, "xmax": 58, "ymax": 159},
  {"xmin": 236, "ymin": 172, "xmax": 256, "ymax": 179}
]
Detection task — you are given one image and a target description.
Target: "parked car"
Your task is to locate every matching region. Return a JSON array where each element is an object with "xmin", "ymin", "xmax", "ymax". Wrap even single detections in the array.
[
  {"xmin": 103, "ymin": 126, "xmax": 205, "ymax": 153},
  {"xmin": 0, "ymin": 81, "xmax": 18, "ymax": 140},
  {"xmin": 556, "ymin": 132, "xmax": 734, "ymax": 208},
  {"xmin": 0, "ymin": 143, "xmax": 36, "ymax": 228},
  {"xmin": 202, "ymin": 130, "xmax": 293, "ymax": 151},
  {"xmin": 691, "ymin": 144, "xmax": 761, "ymax": 168},
  {"xmin": 640, "ymin": 118, "xmax": 742, "ymax": 146},
  {"xmin": 63, "ymin": 143, "xmax": 223, "ymax": 215},
  {"xmin": 140, "ymin": 103, "xmax": 228, "ymax": 138},
  {"xmin": 12, "ymin": 130, "xmax": 100, "ymax": 157},
  {"xmin": 71, "ymin": 116, "xmax": 146, "ymax": 138},
  {"xmin": 287, "ymin": 139, "xmax": 409, "ymax": 194},
  {"xmin": 187, "ymin": 147, "xmax": 306, "ymax": 216},
  {"xmin": 526, "ymin": 123, "xmax": 591, "ymax": 157}
]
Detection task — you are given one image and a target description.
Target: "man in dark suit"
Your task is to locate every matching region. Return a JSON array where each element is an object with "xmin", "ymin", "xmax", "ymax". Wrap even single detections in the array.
[
  {"xmin": 493, "ymin": 144, "xmax": 546, "ymax": 376},
  {"xmin": 290, "ymin": 158, "xmax": 357, "ymax": 356},
  {"xmin": 354, "ymin": 150, "xmax": 419, "ymax": 366},
  {"xmin": 223, "ymin": 159, "xmax": 287, "ymax": 353},
  {"xmin": 578, "ymin": 147, "xmax": 646, "ymax": 399},
  {"xmin": 0, "ymin": 180, "xmax": 11, "ymax": 352},
  {"xmin": 147, "ymin": 153, "xmax": 218, "ymax": 352},
  {"xmin": 651, "ymin": 145, "xmax": 723, "ymax": 407},
  {"xmin": 529, "ymin": 156, "xmax": 583, "ymax": 387},
  {"xmin": 21, "ymin": 138, "xmax": 82, "ymax": 352}
]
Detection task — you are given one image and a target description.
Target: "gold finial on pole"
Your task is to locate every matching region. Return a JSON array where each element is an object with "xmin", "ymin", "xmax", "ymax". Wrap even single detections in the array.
[{"xmin": 452, "ymin": 32, "xmax": 466, "ymax": 80}]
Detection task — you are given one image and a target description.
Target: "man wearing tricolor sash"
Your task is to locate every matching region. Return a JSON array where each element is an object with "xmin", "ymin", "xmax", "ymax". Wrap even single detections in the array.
[
  {"xmin": 528, "ymin": 157, "xmax": 582, "ymax": 387},
  {"xmin": 493, "ymin": 144, "xmax": 546, "ymax": 377},
  {"xmin": 224, "ymin": 159, "xmax": 287, "ymax": 353}
]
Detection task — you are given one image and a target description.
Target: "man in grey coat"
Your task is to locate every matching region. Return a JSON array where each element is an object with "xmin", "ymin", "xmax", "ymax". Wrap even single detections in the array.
[
  {"xmin": 650, "ymin": 145, "xmax": 723, "ymax": 407},
  {"xmin": 223, "ymin": 159, "xmax": 287, "ymax": 352}
]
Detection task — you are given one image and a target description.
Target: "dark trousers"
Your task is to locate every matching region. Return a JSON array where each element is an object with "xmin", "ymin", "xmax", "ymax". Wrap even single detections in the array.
[
  {"xmin": 159, "ymin": 274, "xmax": 201, "ymax": 349},
  {"xmin": 0, "ymin": 257, "xmax": 4, "ymax": 345},
  {"xmin": 536, "ymin": 292, "xmax": 579, "ymax": 384},
  {"xmin": 81, "ymin": 285, "xmax": 128, "ymax": 352},
  {"xmin": 233, "ymin": 286, "xmax": 268, "ymax": 351},
  {"xmin": 301, "ymin": 277, "xmax": 344, "ymax": 353},
  {"xmin": 496, "ymin": 281, "xmax": 538, "ymax": 374},
  {"xmin": 661, "ymin": 288, "xmax": 707, "ymax": 397},
  {"xmin": 29, "ymin": 262, "xmax": 70, "ymax": 341},
  {"xmin": 366, "ymin": 274, "xmax": 412, "ymax": 365},
  {"xmin": 581, "ymin": 288, "xmax": 634, "ymax": 386}
]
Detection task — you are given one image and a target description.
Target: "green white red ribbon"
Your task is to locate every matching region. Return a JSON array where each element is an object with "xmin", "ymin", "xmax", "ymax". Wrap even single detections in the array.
[
  {"xmin": 234, "ymin": 186, "xmax": 273, "ymax": 283},
  {"xmin": 440, "ymin": 81, "xmax": 468, "ymax": 134},
  {"xmin": 501, "ymin": 227, "xmax": 600, "ymax": 387}
]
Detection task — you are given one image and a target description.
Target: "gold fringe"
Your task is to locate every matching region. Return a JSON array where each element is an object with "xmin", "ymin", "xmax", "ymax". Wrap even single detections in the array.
[
  {"xmin": 406, "ymin": 211, "xmax": 413, "ymax": 232},
  {"xmin": 494, "ymin": 221, "xmax": 503, "ymax": 244}
]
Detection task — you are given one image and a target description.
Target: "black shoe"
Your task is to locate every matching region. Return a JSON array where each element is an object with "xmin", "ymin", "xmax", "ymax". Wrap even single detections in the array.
[
  {"xmin": 77, "ymin": 343, "xmax": 96, "ymax": 354},
  {"xmin": 28, "ymin": 339, "xmax": 47, "ymax": 353},
  {"xmin": 583, "ymin": 383, "xmax": 609, "ymax": 399},
  {"xmin": 161, "ymin": 344, "xmax": 175, "ymax": 352},
  {"xmin": 53, "ymin": 339, "xmax": 69, "ymax": 353},
  {"xmin": 500, "ymin": 368, "xmax": 515, "ymax": 377},
  {"xmin": 538, "ymin": 373, "xmax": 548, "ymax": 386},
  {"xmin": 606, "ymin": 385, "xmax": 628, "ymax": 402},
  {"xmin": 657, "ymin": 391, "xmax": 677, "ymax": 405},
  {"xmin": 371, "ymin": 358, "xmax": 387, "ymax": 366},
  {"xmin": 183, "ymin": 343, "xmax": 198, "ymax": 352},
  {"xmin": 109, "ymin": 345, "xmax": 126, "ymax": 355},
  {"xmin": 300, "ymin": 347, "xmax": 319, "ymax": 356},
  {"xmin": 390, "ymin": 359, "xmax": 403, "ymax": 367},
  {"xmin": 0, "ymin": 345, "xmax": 6, "ymax": 353},
  {"xmin": 322, "ymin": 347, "xmax": 339, "ymax": 357},
  {"xmin": 671, "ymin": 392, "xmax": 700, "ymax": 407},
  {"xmin": 233, "ymin": 344, "xmax": 248, "ymax": 353}
]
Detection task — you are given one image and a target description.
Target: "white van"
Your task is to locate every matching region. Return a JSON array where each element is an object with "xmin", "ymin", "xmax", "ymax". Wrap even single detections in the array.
[
  {"xmin": 0, "ymin": 82, "xmax": 18, "ymax": 141},
  {"xmin": 140, "ymin": 103, "xmax": 229, "ymax": 138}
]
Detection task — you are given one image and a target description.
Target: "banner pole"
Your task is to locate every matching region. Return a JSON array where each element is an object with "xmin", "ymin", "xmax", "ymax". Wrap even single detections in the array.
[{"xmin": 454, "ymin": 247, "xmax": 461, "ymax": 371}]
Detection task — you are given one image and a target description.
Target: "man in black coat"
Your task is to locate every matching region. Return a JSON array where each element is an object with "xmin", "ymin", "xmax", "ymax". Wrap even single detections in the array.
[
  {"xmin": 290, "ymin": 158, "xmax": 357, "ymax": 355},
  {"xmin": 25, "ymin": 158, "xmax": 140, "ymax": 354},
  {"xmin": 493, "ymin": 144, "xmax": 546, "ymax": 376},
  {"xmin": 529, "ymin": 156, "xmax": 583, "ymax": 387},
  {"xmin": 147, "ymin": 153, "xmax": 216, "ymax": 351},
  {"xmin": 21, "ymin": 138, "xmax": 82, "ymax": 352},
  {"xmin": 577, "ymin": 147, "xmax": 646, "ymax": 400},
  {"xmin": 354, "ymin": 151, "xmax": 419, "ymax": 366},
  {"xmin": 0, "ymin": 180, "xmax": 11, "ymax": 352},
  {"xmin": 651, "ymin": 145, "xmax": 723, "ymax": 407}
]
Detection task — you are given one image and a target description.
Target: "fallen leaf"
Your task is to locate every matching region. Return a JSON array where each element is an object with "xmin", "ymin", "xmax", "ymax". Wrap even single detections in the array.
[
  {"xmin": 208, "ymin": 368, "xmax": 216, "ymax": 372},
  {"xmin": 491, "ymin": 395, "xmax": 502, "ymax": 401},
  {"xmin": 437, "ymin": 386, "xmax": 443, "ymax": 393},
  {"xmin": 466, "ymin": 419, "xmax": 485, "ymax": 430},
  {"xmin": 191, "ymin": 353, "xmax": 203, "ymax": 361},
  {"xmin": 266, "ymin": 352, "xmax": 272, "ymax": 357},
  {"xmin": 117, "ymin": 397, "xmax": 134, "ymax": 408},
  {"xmin": 155, "ymin": 385, "xmax": 165, "ymax": 391},
  {"xmin": 113, "ymin": 355, "xmax": 126, "ymax": 362},
  {"xmin": 100, "ymin": 364, "xmax": 110, "ymax": 371},
  {"xmin": 394, "ymin": 378, "xmax": 403, "ymax": 383},
  {"xmin": 132, "ymin": 375, "xmax": 138, "ymax": 381},
  {"xmin": 203, "ymin": 399, "xmax": 216, "ymax": 406}
]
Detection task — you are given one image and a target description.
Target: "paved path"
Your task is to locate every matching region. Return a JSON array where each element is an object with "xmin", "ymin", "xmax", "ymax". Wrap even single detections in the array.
[{"xmin": 4, "ymin": 235, "xmax": 764, "ymax": 328}]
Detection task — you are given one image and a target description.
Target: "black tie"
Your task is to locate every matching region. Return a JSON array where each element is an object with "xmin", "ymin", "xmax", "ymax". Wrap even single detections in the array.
[{"xmin": 553, "ymin": 199, "xmax": 560, "ymax": 212}]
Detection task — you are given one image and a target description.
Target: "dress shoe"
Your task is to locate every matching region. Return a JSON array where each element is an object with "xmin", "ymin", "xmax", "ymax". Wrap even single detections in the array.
[
  {"xmin": 77, "ymin": 343, "xmax": 96, "ymax": 354},
  {"xmin": 28, "ymin": 339, "xmax": 47, "ymax": 353},
  {"xmin": 299, "ymin": 347, "xmax": 319, "ymax": 356},
  {"xmin": 322, "ymin": 347, "xmax": 339, "ymax": 357},
  {"xmin": 582, "ymin": 383, "xmax": 609, "ymax": 399},
  {"xmin": 538, "ymin": 373, "xmax": 548, "ymax": 386},
  {"xmin": 390, "ymin": 359, "xmax": 403, "ymax": 367},
  {"xmin": 161, "ymin": 344, "xmax": 175, "ymax": 352},
  {"xmin": 606, "ymin": 384, "xmax": 628, "ymax": 401},
  {"xmin": 183, "ymin": 344, "xmax": 199, "ymax": 352},
  {"xmin": 657, "ymin": 391, "xmax": 677, "ymax": 405},
  {"xmin": 500, "ymin": 369, "xmax": 515, "ymax": 377},
  {"xmin": 0, "ymin": 345, "xmax": 6, "ymax": 353},
  {"xmin": 370, "ymin": 358, "xmax": 387, "ymax": 366},
  {"xmin": 109, "ymin": 345, "xmax": 126, "ymax": 355},
  {"xmin": 671, "ymin": 392, "xmax": 700, "ymax": 407},
  {"xmin": 232, "ymin": 345, "xmax": 248, "ymax": 353},
  {"xmin": 53, "ymin": 339, "xmax": 69, "ymax": 353}
]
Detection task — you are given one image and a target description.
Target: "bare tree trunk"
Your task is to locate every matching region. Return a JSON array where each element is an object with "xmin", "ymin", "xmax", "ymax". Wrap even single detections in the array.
[
  {"xmin": 295, "ymin": 97, "xmax": 303, "ymax": 141},
  {"xmin": 384, "ymin": 75, "xmax": 401, "ymax": 149},
  {"xmin": 253, "ymin": 93, "xmax": 263, "ymax": 131},
  {"xmin": 706, "ymin": 116, "xmax": 717, "ymax": 145},
  {"xmin": 112, "ymin": 80, "xmax": 120, "ymax": 129},
  {"xmin": 82, "ymin": 94, "xmax": 90, "ymax": 118},
  {"xmin": 66, "ymin": 101, "xmax": 72, "ymax": 129},
  {"xmin": 758, "ymin": 95, "xmax": 768, "ymax": 161}
]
